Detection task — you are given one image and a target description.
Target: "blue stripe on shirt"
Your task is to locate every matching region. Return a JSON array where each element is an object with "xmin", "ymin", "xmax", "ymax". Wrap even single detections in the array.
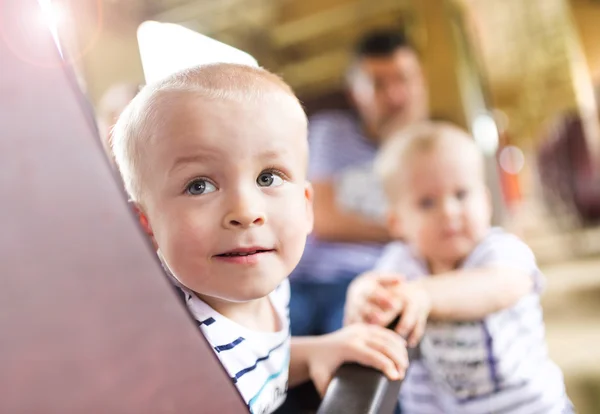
[
  {"xmin": 482, "ymin": 322, "xmax": 501, "ymax": 393},
  {"xmin": 214, "ymin": 336, "xmax": 245, "ymax": 353},
  {"xmin": 231, "ymin": 336, "xmax": 288, "ymax": 384},
  {"xmin": 247, "ymin": 351, "xmax": 290, "ymax": 414},
  {"xmin": 197, "ymin": 317, "xmax": 215, "ymax": 327}
]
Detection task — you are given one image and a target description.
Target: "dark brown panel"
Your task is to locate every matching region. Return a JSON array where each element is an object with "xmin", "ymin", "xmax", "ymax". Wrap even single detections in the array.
[{"xmin": 0, "ymin": 1, "xmax": 247, "ymax": 413}]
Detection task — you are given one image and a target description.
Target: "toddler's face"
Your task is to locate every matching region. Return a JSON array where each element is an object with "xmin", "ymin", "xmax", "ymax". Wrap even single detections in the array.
[
  {"xmin": 138, "ymin": 91, "xmax": 313, "ymax": 303},
  {"xmin": 390, "ymin": 146, "xmax": 491, "ymax": 272}
]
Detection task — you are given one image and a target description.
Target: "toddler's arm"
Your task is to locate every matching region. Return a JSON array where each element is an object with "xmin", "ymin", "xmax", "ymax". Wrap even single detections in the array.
[
  {"xmin": 412, "ymin": 265, "xmax": 533, "ymax": 321},
  {"xmin": 343, "ymin": 267, "xmax": 532, "ymax": 346},
  {"xmin": 345, "ymin": 232, "xmax": 542, "ymax": 346}
]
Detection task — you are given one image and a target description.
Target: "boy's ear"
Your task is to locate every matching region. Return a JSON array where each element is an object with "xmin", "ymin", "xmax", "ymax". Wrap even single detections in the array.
[
  {"xmin": 132, "ymin": 204, "xmax": 152, "ymax": 235},
  {"xmin": 304, "ymin": 181, "xmax": 315, "ymax": 234},
  {"xmin": 133, "ymin": 203, "xmax": 159, "ymax": 250},
  {"xmin": 132, "ymin": 203, "xmax": 156, "ymax": 238},
  {"xmin": 387, "ymin": 208, "xmax": 404, "ymax": 240}
]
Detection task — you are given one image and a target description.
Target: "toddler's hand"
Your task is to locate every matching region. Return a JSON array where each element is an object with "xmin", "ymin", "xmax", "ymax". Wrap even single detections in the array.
[
  {"xmin": 308, "ymin": 324, "xmax": 408, "ymax": 396},
  {"xmin": 392, "ymin": 281, "xmax": 432, "ymax": 347},
  {"xmin": 344, "ymin": 271, "xmax": 404, "ymax": 327}
]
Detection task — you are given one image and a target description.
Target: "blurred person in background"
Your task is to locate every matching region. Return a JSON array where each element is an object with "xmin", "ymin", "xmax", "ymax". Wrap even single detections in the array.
[
  {"xmin": 289, "ymin": 29, "xmax": 429, "ymax": 337},
  {"xmin": 345, "ymin": 122, "xmax": 572, "ymax": 414},
  {"xmin": 96, "ymin": 82, "xmax": 140, "ymax": 164},
  {"xmin": 537, "ymin": 82, "xmax": 600, "ymax": 227}
]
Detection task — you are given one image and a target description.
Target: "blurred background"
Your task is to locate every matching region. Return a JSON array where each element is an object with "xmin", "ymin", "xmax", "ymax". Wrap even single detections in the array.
[{"xmin": 47, "ymin": 0, "xmax": 600, "ymax": 411}]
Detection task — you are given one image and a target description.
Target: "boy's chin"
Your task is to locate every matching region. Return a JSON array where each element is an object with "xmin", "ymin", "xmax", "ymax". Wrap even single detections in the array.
[{"xmin": 224, "ymin": 278, "xmax": 285, "ymax": 303}]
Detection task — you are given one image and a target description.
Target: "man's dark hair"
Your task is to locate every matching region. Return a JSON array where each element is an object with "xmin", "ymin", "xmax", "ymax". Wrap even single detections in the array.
[{"xmin": 353, "ymin": 29, "xmax": 413, "ymax": 58}]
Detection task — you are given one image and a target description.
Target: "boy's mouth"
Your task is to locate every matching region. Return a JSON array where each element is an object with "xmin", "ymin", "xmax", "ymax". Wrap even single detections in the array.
[
  {"xmin": 213, "ymin": 247, "xmax": 275, "ymax": 265},
  {"xmin": 215, "ymin": 247, "xmax": 275, "ymax": 258}
]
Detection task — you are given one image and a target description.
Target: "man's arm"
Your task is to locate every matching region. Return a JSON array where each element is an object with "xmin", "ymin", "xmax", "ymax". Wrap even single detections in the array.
[
  {"xmin": 417, "ymin": 266, "xmax": 534, "ymax": 321},
  {"xmin": 311, "ymin": 181, "xmax": 390, "ymax": 243}
]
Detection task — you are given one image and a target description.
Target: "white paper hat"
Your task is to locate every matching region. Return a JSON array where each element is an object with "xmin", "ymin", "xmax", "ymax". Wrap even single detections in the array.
[{"xmin": 137, "ymin": 21, "xmax": 259, "ymax": 85}]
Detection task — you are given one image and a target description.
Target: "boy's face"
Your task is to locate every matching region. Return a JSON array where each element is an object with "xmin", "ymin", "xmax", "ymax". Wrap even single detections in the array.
[
  {"xmin": 138, "ymin": 91, "xmax": 313, "ymax": 303},
  {"xmin": 390, "ymin": 145, "xmax": 491, "ymax": 271}
]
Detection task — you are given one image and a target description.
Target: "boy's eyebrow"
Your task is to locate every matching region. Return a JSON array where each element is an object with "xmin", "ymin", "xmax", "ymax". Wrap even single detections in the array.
[
  {"xmin": 169, "ymin": 153, "xmax": 218, "ymax": 174},
  {"xmin": 259, "ymin": 148, "xmax": 289, "ymax": 160},
  {"xmin": 169, "ymin": 147, "xmax": 296, "ymax": 175}
]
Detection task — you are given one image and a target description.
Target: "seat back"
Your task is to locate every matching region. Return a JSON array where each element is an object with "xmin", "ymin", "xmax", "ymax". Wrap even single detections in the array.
[{"xmin": 0, "ymin": 1, "xmax": 247, "ymax": 412}]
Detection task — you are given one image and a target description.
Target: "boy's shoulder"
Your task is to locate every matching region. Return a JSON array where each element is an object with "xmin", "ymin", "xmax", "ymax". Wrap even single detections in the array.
[
  {"xmin": 477, "ymin": 226, "xmax": 526, "ymax": 246},
  {"xmin": 464, "ymin": 227, "xmax": 537, "ymax": 269},
  {"xmin": 375, "ymin": 228, "xmax": 540, "ymax": 280},
  {"xmin": 466, "ymin": 228, "xmax": 546, "ymax": 293}
]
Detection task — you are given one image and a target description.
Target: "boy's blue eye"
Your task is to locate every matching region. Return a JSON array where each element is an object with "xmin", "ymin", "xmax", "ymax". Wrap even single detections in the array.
[
  {"xmin": 257, "ymin": 172, "xmax": 284, "ymax": 187},
  {"xmin": 186, "ymin": 179, "xmax": 217, "ymax": 195}
]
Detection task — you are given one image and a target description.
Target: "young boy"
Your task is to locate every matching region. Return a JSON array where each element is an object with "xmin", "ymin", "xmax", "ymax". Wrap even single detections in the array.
[
  {"xmin": 110, "ymin": 63, "xmax": 408, "ymax": 414},
  {"xmin": 344, "ymin": 122, "xmax": 572, "ymax": 413}
]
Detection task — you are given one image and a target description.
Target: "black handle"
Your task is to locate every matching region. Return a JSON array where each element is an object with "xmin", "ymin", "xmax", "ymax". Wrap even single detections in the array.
[{"xmin": 316, "ymin": 317, "xmax": 418, "ymax": 414}]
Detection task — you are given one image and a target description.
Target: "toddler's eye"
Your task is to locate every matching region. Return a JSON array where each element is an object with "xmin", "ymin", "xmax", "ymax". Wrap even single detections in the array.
[
  {"xmin": 186, "ymin": 179, "xmax": 217, "ymax": 195},
  {"xmin": 418, "ymin": 197, "xmax": 435, "ymax": 210},
  {"xmin": 456, "ymin": 189, "xmax": 468, "ymax": 200},
  {"xmin": 257, "ymin": 171, "xmax": 284, "ymax": 187}
]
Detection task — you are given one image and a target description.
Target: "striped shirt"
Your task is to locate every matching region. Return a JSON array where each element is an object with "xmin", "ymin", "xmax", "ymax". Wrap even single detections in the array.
[
  {"xmin": 292, "ymin": 110, "xmax": 387, "ymax": 282},
  {"xmin": 376, "ymin": 228, "xmax": 571, "ymax": 414},
  {"xmin": 179, "ymin": 281, "xmax": 291, "ymax": 414}
]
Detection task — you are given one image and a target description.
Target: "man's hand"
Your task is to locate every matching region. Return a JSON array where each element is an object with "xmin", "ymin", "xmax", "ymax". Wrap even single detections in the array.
[
  {"xmin": 307, "ymin": 324, "xmax": 408, "ymax": 397},
  {"xmin": 344, "ymin": 271, "xmax": 404, "ymax": 327}
]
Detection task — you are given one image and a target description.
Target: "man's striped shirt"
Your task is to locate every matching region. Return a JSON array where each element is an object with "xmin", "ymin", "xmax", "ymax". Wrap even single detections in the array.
[{"xmin": 292, "ymin": 110, "xmax": 387, "ymax": 282}]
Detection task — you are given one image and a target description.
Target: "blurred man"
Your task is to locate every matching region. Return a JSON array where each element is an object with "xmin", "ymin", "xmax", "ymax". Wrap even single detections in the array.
[{"xmin": 289, "ymin": 30, "xmax": 429, "ymax": 337}]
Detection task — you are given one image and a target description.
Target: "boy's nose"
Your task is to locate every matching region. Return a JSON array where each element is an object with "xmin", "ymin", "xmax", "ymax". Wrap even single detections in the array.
[
  {"xmin": 224, "ymin": 211, "xmax": 266, "ymax": 229},
  {"xmin": 222, "ymin": 191, "xmax": 266, "ymax": 229},
  {"xmin": 440, "ymin": 198, "xmax": 460, "ymax": 218}
]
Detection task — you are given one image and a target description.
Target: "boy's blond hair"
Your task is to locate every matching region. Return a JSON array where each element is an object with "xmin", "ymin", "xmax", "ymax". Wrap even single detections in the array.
[
  {"xmin": 375, "ymin": 121, "xmax": 483, "ymax": 202},
  {"xmin": 111, "ymin": 63, "xmax": 303, "ymax": 203}
]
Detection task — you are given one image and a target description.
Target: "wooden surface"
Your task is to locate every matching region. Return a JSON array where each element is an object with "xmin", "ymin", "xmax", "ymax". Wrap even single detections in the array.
[{"xmin": 0, "ymin": 1, "xmax": 247, "ymax": 412}]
